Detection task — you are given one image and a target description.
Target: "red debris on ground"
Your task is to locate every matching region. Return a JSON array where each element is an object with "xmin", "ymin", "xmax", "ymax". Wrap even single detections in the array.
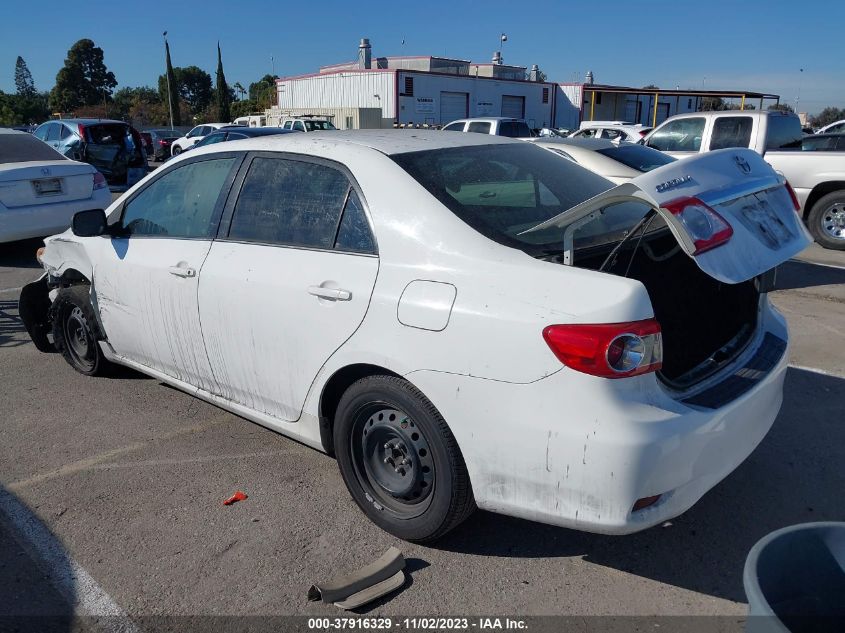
[{"xmin": 223, "ymin": 491, "xmax": 248, "ymax": 506}]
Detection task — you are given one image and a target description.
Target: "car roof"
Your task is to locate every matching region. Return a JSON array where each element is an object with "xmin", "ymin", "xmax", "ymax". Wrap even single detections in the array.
[
  {"xmin": 532, "ymin": 137, "xmax": 619, "ymax": 150},
  {"xmin": 216, "ymin": 126, "xmax": 295, "ymax": 136},
  {"xmin": 450, "ymin": 117, "xmax": 521, "ymax": 123},
  {"xmin": 51, "ymin": 118, "xmax": 128, "ymax": 125},
  {"xmin": 190, "ymin": 129, "xmax": 522, "ymax": 157}
]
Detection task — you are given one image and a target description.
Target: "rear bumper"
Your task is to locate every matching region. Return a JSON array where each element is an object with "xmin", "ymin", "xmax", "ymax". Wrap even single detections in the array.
[
  {"xmin": 408, "ymin": 300, "xmax": 789, "ymax": 535},
  {"xmin": 0, "ymin": 189, "xmax": 111, "ymax": 243}
]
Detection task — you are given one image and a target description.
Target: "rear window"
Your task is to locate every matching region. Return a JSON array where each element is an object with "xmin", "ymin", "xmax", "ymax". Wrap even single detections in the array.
[
  {"xmin": 86, "ymin": 124, "xmax": 129, "ymax": 145},
  {"xmin": 0, "ymin": 132, "xmax": 67, "ymax": 163},
  {"xmin": 391, "ymin": 143, "xmax": 654, "ymax": 256},
  {"xmin": 596, "ymin": 144, "xmax": 675, "ymax": 172},
  {"xmin": 766, "ymin": 115, "xmax": 803, "ymax": 150},
  {"xmin": 498, "ymin": 121, "xmax": 532, "ymax": 138}
]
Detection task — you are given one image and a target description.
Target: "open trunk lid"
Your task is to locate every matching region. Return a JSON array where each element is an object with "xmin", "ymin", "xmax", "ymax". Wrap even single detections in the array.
[{"xmin": 521, "ymin": 148, "xmax": 812, "ymax": 284}]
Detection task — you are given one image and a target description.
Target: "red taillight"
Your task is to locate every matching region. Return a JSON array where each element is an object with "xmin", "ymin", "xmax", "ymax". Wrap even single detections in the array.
[
  {"xmin": 92, "ymin": 171, "xmax": 107, "ymax": 190},
  {"xmin": 785, "ymin": 181, "xmax": 801, "ymax": 213},
  {"xmin": 158, "ymin": 139, "xmax": 167, "ymax": 145},
  {"xmin": 77, "ymin": 123, "xmax": 87, "ymax": 140},
  {"xmin": 662, "ymin": 196, "xmax": 733, "ymax": 254},
  {"xmin": 639, "ymin": 130, "xmax": 648, "ymax": 137},
  {"xmin": 542, "ymin": 319, "xmax": 663, "ymax": 379}
]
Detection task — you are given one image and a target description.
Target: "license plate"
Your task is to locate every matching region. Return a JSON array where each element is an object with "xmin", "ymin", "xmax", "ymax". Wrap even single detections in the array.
[{"xmin": 32, "ymin": 177, "xmax": 63, "ymax": 196}]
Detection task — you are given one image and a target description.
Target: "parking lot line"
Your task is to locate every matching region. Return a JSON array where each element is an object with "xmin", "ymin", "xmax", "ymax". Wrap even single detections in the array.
[
  {"xmin": 0, "ymin": 488, "xmax": 137, "ymax": 629},
  {"xmin": 788, "ymin": 363, "xmax": 845, "ymax": 379}
]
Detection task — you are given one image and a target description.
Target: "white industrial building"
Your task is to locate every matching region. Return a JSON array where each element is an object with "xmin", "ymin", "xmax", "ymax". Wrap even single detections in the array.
[{"xmin": 269, "ymin": 39, "xmax": 555, "ymax": 129}]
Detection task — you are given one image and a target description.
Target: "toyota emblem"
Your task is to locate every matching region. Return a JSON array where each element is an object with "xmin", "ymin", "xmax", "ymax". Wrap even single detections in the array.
[{"xmin": 734, "ymin": 155, "xmax": 751, "ymax": 174}]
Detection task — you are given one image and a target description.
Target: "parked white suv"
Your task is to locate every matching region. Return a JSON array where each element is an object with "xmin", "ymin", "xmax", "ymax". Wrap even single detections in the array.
[
  {"xmin": 441, "ymin": 117, "xmax": 534, "ymax": 138},
  {"xmin": 21, "ymin": 132, "xmax": 809, "ymax": 542},
  {"xmin": 170, "ymin": 123, "xmax": 228, "ymax": 156}
]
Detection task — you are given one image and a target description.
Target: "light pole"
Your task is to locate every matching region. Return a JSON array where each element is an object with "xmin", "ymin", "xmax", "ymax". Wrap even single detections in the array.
[
  {"xmin": 795, "ymin": 68, "xmax": 804, "ymax": 113},
  {"xmin": 498, "ymin": 33, "xmax": 507, "ymax": 63},
  {"xmin": 163, "ymin": 31, "xmax": 174, "ymax": 130}
]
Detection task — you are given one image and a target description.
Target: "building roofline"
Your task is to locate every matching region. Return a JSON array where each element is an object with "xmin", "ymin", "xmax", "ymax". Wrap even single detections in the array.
[{"xmin": 571, "ymin": 83, "xmax": 779, "ymax": 99}]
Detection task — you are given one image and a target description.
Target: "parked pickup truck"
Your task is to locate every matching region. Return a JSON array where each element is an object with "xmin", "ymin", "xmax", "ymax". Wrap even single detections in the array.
[{"xmin": 642, "ymin": 111, "xmax": 845, "ymax": 249}]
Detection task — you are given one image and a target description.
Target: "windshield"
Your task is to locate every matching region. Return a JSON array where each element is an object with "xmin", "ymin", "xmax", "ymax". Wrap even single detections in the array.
[
  {"xmin": 392, "ymin": 143, "xmax": 660, "ymax": 256},
  {"xmin": 597, "ymin": 144, "xmax": 676, "ymax": 172},
  {"xmin": 304, "ymin": 120, "xmax": 336, "ymax": 131}
]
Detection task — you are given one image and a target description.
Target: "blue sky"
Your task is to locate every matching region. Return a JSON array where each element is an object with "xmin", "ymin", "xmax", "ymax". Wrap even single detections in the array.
[{"xmin": 1, "ymin": 0, "xmax": 842, "ymax": 114}]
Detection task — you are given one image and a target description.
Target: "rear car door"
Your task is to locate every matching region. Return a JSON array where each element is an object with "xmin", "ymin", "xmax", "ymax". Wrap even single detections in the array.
[
  {"xmin": 94, "ymin": 153, "xmax": 242, "ymax": 390},
  {"xmin": 198, "ymin": 153, "xmax": 379, "ymax": 421}
]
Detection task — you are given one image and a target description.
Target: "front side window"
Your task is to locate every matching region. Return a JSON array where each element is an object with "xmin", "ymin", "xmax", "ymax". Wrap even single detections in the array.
[
  {"xmin": 442, "ymin": 122, "xmax": 465, "ymax": 132},
  {"xmin": 187, "ymin": 126, "xmax": 204, "ymax": 138},
  {"xmin": 46, "ymin": 123, "xmax": 61, "ymax": 141},
  {"xmin": 574, "ymin": 128, "xmax": 599, "ymax": 138},
  {"xmin": 228, "ymin": 157, "xmax": 349, "ymax": 248},
  {"xmin": 467, "ymin": 122, "xmax": 491, "ymax": 134},
  {"xmin": 283, "ymin": 121, "xmax": 292, "ymax": 129},
  {"xmin": 709, "ymin": 116, "xmax": 753, "ymax": 150},
  {"xmin": 293, "ymin": 121, "xmax": 305, "ymax": 132},
  {"xmin": 646, "ymin": 117, "xmax": 705, "ymax": 152},
  {"xmin": 121, "ymin": 158, "xmax": 237, "ymax": 238}
]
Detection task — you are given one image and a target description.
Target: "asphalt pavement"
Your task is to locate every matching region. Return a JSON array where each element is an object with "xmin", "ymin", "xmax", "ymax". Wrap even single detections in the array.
[{"xmin": 1, "ymin": 237, "xmax": 843, "ymax": 624}]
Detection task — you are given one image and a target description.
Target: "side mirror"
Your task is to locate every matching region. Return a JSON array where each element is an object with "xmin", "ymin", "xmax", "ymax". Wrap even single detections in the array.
[{"xmin": 71, "ymin": 209, "xmax": 107, "ymax": 237}]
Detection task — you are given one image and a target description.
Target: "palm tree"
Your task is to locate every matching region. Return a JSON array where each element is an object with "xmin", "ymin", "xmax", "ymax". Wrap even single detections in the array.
[{"xmin": 233, "ymin": 82, "xmax": 246, "ymax": 101}]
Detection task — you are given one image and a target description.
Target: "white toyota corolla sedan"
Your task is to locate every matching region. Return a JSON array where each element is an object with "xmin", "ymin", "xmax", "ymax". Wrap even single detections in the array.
[{"xmin": 19, "ymin": 131, "xmax": 811, "ymax": 542}]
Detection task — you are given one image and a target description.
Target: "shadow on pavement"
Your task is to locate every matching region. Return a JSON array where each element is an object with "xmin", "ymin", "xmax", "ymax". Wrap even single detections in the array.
[
  {"xmin": 775, "ymin": 260, "xmax": 845, "ymax": 291},
  {"xmin": 434, "ymin": 367, "xmax": 845, "ymax": 604},
  {"xmin": 0, "ymin": 486, "xmax": 74, "ymax": 629},
  {"xmin": 0, "ymin": 300, "xmax": 27, "ymax": 348}
]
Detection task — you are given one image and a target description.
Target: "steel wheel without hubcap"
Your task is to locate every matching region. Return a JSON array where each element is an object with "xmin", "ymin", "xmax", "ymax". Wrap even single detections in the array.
[
  {"xmin": 63, "ymin": 306, "xmax": 95, "ymax": 372},
  {"xmin": 351, "ymin": 404, "xmax": 435, "ymax": 518},
  {"xmin": 820, "ymin": 202, "xmax": 845, "ymax": 241}
]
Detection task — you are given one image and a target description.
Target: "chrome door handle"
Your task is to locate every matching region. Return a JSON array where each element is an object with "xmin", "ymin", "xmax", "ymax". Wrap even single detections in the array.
[
  {"xmin": 168, "ymin": 266, "xmax": 196, "ymax": 278},
  {"xmin": 308, "ymin": 286, "xmax": 351, "ymax": 301}
]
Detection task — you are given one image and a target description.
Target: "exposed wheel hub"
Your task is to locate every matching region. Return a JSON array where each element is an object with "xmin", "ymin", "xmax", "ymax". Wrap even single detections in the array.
[
  {"xmin": 64, "ymin": 306, "xmax": 94, "ymax": 371},
  {"xmin": 821, "ymin": 203, "xmax": 845, "ymax": 241},
  {"xmin": 356, "ymin": 406, "xmax": 434, "ymax": 511}
]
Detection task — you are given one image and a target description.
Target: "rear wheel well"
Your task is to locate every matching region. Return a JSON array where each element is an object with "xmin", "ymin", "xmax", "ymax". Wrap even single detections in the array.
[
  {"xmin": 803, "ymin": 182, "xmax": 845, "ymax": 220},
  {"xmin": 318, "ymin": 364, "xmax": 402, "ymax": 455}
]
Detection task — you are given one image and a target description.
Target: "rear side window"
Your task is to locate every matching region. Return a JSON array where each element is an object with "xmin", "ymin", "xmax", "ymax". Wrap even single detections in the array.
[
  {"xmin": 121, "ymin": 158, "xmax": 237, "ymax": 238},
  {"xmin": 498, "ymin": 121, "xmax": 532, "ymax": 138},
  {"xmin": 228, "ymin": 157, "xmax": 349, "ymax": 249},
  {"xmin": 467, "ymin": 122, "xmax": 491, "ymax": 134},
  {"xmin": 46, "ymin": 123, "xmax": 61, "ymax": 142},
  {"xmin": 710, "ymin": 116, "xmax": 753, "ymax": 150},
  {"xmin": 766, "ymin": 115, "xmax": 803, "ymax": 150},
  {"xmin": 646, "ymin": 117, "xmax": 705, "ymax": 152},
  {"xmin": 335, "ymin": 190, "xmax": 376, "ymax": 254}
]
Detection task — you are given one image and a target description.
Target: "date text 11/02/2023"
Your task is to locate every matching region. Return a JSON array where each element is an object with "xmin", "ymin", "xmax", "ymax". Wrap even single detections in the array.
[{"xmin": 307, "ymin": 617, "xmax": 528, "ymax": 630}]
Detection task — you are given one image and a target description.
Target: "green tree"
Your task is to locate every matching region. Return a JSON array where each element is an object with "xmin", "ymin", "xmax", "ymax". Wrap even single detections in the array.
[
  {"xmin": 809, "ymin": 107, "xmax": 844, "ymax": 128},
  {"xmin": 50, "ymin": 39, "xmax": 117, "ymax": 112},
  {"xmin": 248, "ymin": 74, "xmax": 275, "ymax": 109},
  {"xmin": 230, "ymin": 98, "xmax": 258, "ymax": 120},
  {"xmin": 159, "ymin": 66, "xmax": 213, "ymax": 116},
  {"xmin": 215, "ymin": 43, "xmax": 231, "ymax": 122},
  {"xmin": 113, "ymin": 86, "xmax": 161, "ymax": 120},
  {"xmin": 163, "ymin": 38, "xmax": 181, "ymax": 126},
  {"xmin": 14, "ymin": 56, "xmax": 36, "ymax": 96},
  {"xmin": 233, "ymin": 82, "xmax": 246, "ymax": 100},
  {"xmin": 768, "ymin": 103, "xmax": 795, "ymax": 114}
]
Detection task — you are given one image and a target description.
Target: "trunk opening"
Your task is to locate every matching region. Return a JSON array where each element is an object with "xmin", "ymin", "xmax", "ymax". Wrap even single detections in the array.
[{"xmin": 573, "ymin": 231, "xmax": 759, "ymax": 388}]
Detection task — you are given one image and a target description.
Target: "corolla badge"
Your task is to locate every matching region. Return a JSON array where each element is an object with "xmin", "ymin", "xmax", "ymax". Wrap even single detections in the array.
[
  {"xmin": 655, "ymin": 175, "xmax": 692, "ymax": 193},
  {"xmin": 40, "ymin": 167, "xmax": 51, "ymax": 176},
  {"xmin": 734, "ymin": 155, "xmax": 752, "ymax": 174}
]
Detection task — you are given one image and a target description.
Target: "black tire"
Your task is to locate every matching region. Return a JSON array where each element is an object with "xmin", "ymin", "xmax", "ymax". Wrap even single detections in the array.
[
  {"xmin": 334, "ymin": 375, "xmax": 475, "ymax": 543},
  {"xmin": 51, "ymin": 285, "xmax": 114, "ymax": 376},
  {"xmin": 807, "ymin": 191, "xmax": 845, "ymax": 250},
  {"xmin": 172, "ymin": 145, "xmax": 182, "ymax": 156}
]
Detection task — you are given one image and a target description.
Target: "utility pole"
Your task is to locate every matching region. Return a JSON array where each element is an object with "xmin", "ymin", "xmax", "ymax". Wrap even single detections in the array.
[
  {"xmin": 498, "ymin": 33, "xmax": 507, "ymax": 63},
  {"xmin": 164, "ymin": 31, "xmax": 174, "ymax": 130}
]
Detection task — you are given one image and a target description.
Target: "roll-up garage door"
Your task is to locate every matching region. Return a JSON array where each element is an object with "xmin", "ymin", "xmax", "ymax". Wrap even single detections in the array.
[
  {"xmin": 502, "ymin": 95, "xmax": 525, "ymax": 119},
  {"xmin": 440, "ymin": 92, "xmax": 468, "ymax": 125}
]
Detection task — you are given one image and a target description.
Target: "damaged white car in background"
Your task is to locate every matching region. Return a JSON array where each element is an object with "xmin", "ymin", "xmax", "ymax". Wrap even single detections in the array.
[{"xmin": 19, "ymin": 132, "xmax": 810, "ymax": 542}]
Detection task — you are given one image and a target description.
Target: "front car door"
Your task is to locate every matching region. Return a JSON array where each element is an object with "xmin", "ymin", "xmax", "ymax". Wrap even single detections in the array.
[
  {"xmin": 198, "ymin": 153, "xmax": 379, "ymax": 421},
  {"xmin": 93, "ymin": 153, "xmax": 242, "ymax": 391}
]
